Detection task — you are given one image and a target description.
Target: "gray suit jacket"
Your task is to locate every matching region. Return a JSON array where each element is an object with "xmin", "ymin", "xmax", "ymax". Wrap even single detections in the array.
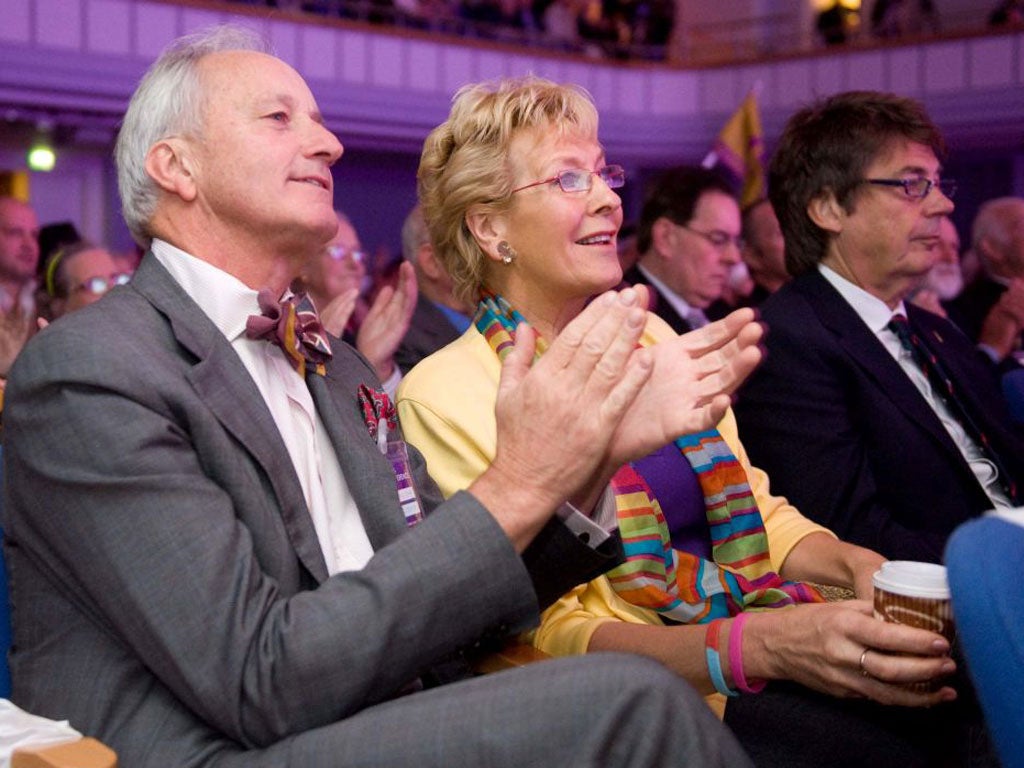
[
  {"xmin": 1, "ymin": 254, "xmax": 618, "ymax": 766},
  {"xmin": 394, "ymin": 295, "xmax": 464, "ymax": 375}
]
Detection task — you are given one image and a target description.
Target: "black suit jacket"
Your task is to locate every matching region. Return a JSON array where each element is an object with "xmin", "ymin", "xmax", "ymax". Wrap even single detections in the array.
[
  {"xmin": 947, "ymin": 276, "xmax": 1006, "ymax": 342},
  {"xmin": 946, "ymin": 276, "xmax": 1024, "ymax": 375},
  {"xmin": 622, "ymin": 265, "xmax": 694, "ymax": 334},
  {"xmin": 733, "ymin": 270, "xmax": 1024, "ymax": 563},
  {"xmin": 394, "ymin": 295, "xmax": 464, "ymax": 375}
]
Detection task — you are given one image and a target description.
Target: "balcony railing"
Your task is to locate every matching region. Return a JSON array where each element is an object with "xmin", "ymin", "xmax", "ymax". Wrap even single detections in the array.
[{"xmin": 223, "ymin": 0, "xmax": 1009, "ymax": 67}]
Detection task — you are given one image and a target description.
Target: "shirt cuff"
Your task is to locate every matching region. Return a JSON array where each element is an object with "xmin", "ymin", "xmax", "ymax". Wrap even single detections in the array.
[
  {"xmin": 379, "ymin": 365, "xmax": 402, "ymax": 399},
  {"xmin": 978, "ymin": 343, "xmax": 1002, "ymax": 364},
  {"xmin": 555, "ymin": 486, "xmax": 617, "ymax": 547}
]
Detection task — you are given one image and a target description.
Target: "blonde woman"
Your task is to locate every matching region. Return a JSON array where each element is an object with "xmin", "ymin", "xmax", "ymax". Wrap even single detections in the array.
[{"xmin": 398, "ymin": 77, "xmax": 970, "ymax": 767}]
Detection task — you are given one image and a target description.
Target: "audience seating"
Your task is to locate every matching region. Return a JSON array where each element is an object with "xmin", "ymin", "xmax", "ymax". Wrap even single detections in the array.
[{"xmin": 11, "ymin": 738, "xmax": 117, "ymax": 768}]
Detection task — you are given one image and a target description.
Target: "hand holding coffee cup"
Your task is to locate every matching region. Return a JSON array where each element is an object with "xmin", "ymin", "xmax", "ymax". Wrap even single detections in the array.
[{"xmin": 872, "ymin": 561, "xmax": 956, "ymax": 692}]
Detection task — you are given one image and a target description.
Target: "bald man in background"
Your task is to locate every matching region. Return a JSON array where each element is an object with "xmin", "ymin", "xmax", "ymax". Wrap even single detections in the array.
[
  {"xmin": 394, "ymin": 204, "xmax": 473, "ymax": 374},
  {"xmin": 0, "ymin": 197, "xmax": 40, "ymax": 377},
  {"xmin": 948, "ymin": 197, "xmax": 1024, "ymax": 369}
]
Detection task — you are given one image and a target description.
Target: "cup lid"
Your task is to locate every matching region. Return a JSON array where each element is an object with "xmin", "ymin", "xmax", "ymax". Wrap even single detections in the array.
[{"xmin": 872, "ymin": 561, "xmax": 949, "ymax": 599}]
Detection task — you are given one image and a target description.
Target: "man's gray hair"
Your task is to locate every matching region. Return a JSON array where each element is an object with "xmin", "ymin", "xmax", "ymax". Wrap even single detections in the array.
[
  {"xmin": 401, "ymin": 204, "xmax": 430, "ymax": 264},
  {"xmin": 972, "ymin": 197, "xmax": 1024, "ymax": 258},
  {"xmin": 115, "ymin": 24, "xmax": 271, "ymax": 247}
]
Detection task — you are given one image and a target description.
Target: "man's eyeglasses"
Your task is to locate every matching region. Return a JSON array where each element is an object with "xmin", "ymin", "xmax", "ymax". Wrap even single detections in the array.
[
  {"xmin": 74, "ymin": 273, "xmax": 131, "ymax": 296},
  {"xmin": 511, "ymin": 165, "xmax": 626, "ymax": 195},
  {"xmin": 864, "ymin": 178, "xmax": 957, "ymax": 200},
  {"xmin": 679, "ymin": 224, "xmax": 744, "ymax": 251},
  {"xmin": 326, "ymin": 245, "xmax": 366, "ymax": 263}
]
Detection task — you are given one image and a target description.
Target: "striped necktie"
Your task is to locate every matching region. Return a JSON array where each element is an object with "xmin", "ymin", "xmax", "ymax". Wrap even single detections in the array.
[{"xmin": 889, "ymin": 313, "xmax": 1018, "ymax": 504}]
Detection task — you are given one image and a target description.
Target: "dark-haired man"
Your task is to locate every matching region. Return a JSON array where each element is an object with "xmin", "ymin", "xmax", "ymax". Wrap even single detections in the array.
[
  {"xmin": 626, "ymin": 166, "xmax": 742, "ymax": 332},
  {"xmin": 734, "ymin": 91, "xmax": 1024, "ymax": 565}
]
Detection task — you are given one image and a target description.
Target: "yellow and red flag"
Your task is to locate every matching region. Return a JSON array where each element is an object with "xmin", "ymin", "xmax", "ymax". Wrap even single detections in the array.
[{"xmin": 702, "ymin": 90, "xmax": 765, "ymax": 208}]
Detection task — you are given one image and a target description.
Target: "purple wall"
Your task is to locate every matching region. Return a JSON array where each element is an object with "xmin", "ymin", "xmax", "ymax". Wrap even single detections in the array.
[{"xmin": 332, "ymin": 147, "xmax": 420, "ymax": 265}]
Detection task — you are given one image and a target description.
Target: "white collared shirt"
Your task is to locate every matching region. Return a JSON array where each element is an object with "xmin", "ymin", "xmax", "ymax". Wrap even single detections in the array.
[
  {"xmin": 819, "ymin": 264, "xmax": 1011, "ymax": 510},
  {"xmin": 0, "ymin": 280, "xmax": 36, "ymax": 315},
  {"xmin": 636, "ymin": 264, "xmax": 708, "ymax": 329},
  {"xmin": 152, "ymin": 240, "xmax": 374, "ymax": 573}
]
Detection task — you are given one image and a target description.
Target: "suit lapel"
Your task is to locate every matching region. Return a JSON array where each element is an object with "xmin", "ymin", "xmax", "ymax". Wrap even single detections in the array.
[
  {"xmin": 650, "ymin": 287, "xmax": 692, "ymax": 335},
  {"xmin": 623, "ymin": 266, "xmax": 692, "ymax": 334},
  {"xmin": 798, "ymin": 273, "xmax": 962, "ymax": 458},
  {"xmin": 909, "ymin": 304, "xmax": 1024, "ymax": 458},
  {"xmin": 131, "ymin": 255, "xmax": 330, "ymax": 582},
  {"xmin": 309, "ymin": 351, "xmax": 408, "ymax": 550}
]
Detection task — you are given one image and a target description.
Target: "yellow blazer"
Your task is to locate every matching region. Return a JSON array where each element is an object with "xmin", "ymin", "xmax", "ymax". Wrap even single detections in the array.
[{"xmin": 397, "ymin": 312, "xmax": 833, "ymax": 712}]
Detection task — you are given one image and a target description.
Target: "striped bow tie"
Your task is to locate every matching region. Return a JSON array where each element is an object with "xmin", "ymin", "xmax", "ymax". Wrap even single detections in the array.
[{"xmin": 245, "ymin": 289, "xmax": 333, "ymax": 377}]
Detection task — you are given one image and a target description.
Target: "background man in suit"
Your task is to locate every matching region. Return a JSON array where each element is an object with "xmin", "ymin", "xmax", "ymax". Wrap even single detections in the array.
[
  {"xmin": 300, "ymin": 210, "xmax": 372, "ymax": 332},
  {"xmin": 948, "ymin": 196, "xmax": 1024, "ymax": 368},
  {"xmin": 298, "ymin": 208, "xmax": 416, "ymax": 395},
  {"xmin": 626, "ymin": 166, "xmax": 743, "ymax": 332},
  {"xmin": 394, "ymin": 203, "xmax": 472, "ymax": 374},
  {"xmin": 908, "ymin": 215, "xmax": 964, "ymax": 318},
  {"xmin": 2, "ymin": 25, "xmax": 757, "ymax": 768},
  {"xmin": 734, "ymin": 90, "xmax": 1024, "ymax": 564},
  {"xmin": 739, "ymin": 197, "xmax": 789, "ymax": 306}
]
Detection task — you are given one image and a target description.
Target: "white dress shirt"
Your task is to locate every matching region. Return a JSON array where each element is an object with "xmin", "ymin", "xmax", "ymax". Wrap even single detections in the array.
[
  {"xmin": 0, "ymin": 280, "xmax": 36, "ymax": 315},
  {"xmin": 152, "ymin": 240, "xmax": 375, "ymax": 573},
  {"xmin": 820, "ymin": 264, "xmax": 1011, "ymax": 510}
]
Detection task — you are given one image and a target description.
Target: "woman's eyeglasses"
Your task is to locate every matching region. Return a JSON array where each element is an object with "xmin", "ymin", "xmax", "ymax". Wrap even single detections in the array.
[
  {"xmin": 678, "ymin": 224, "xmax": 744, "ymax": 251},
  {"xmin": 511, "ymin": 165, "xmax": 626, "ymax": 195}
]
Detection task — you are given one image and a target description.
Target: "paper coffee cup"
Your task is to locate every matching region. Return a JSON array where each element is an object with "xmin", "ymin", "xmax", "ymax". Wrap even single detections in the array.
[{"xmin": 872, "ymin": 561, "xmax": 955, "ymax": 692}]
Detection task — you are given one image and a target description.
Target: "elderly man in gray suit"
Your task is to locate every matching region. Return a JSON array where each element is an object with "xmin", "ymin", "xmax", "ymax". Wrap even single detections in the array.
[{"xmin": 2, "ymin": 25, "xmax": 760, "ymax": 768}]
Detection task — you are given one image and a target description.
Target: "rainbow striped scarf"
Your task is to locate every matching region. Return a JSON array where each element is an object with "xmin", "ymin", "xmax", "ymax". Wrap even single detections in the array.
[{"xmin": 475, "ymin": 293, "xmax": 821, "ymax": 624}]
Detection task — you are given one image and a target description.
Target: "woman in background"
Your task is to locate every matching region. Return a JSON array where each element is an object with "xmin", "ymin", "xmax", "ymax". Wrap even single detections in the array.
[{"xmin": 41, "ymin": 241, "xmax": 132, "ymax": 319}]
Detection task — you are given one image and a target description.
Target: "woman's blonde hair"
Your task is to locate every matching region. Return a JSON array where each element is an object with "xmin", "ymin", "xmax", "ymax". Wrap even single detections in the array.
[{"xmin": 417, "ymin": 76, "xmax": 599, "ymax": 305}]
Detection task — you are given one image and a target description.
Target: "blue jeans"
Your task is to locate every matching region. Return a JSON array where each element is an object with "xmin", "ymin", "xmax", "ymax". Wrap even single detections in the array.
[{"xmin": 947, "ymin": 515, "xmax": 1024, "ymax": 768}]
